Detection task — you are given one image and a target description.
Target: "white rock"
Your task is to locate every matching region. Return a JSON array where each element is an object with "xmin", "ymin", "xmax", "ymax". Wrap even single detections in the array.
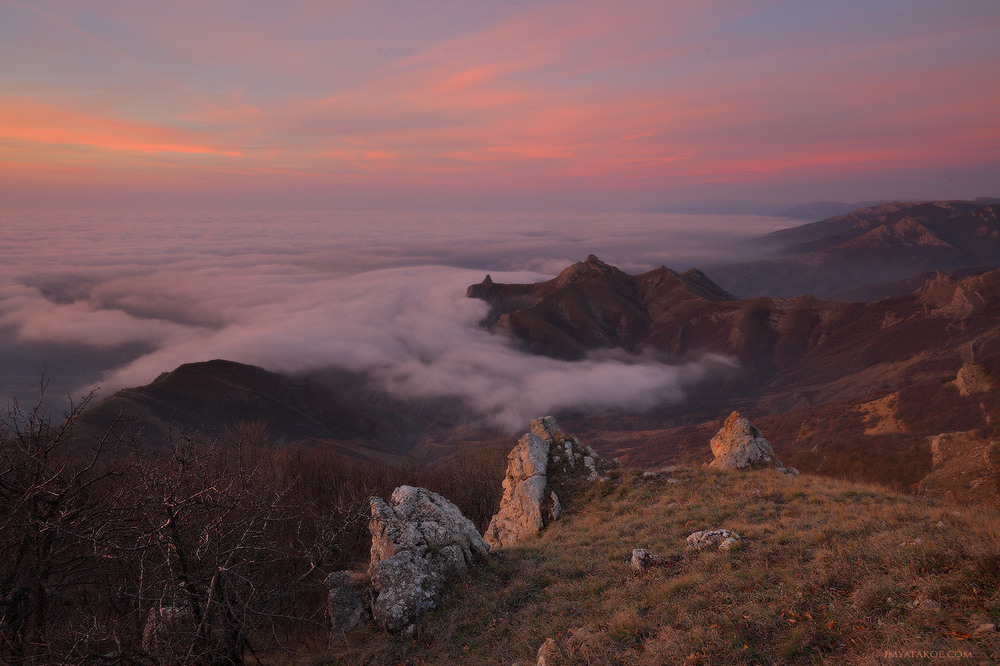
[
  {"xmin": 687, "ymin": 529, "xmax": 743, "ymax": 551},
  {"xmin": 549, "ymin": 491, "xmax": 562, "ymax": 521},
  {"xmin": 486, "ymin": 417, "xmax": 609, "ymax": 549}
]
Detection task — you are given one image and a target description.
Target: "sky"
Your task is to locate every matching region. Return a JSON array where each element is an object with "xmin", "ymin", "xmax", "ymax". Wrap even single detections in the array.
[{"xmin": 1, "ymin": 0, "xmax": 998, "ymax": 211}]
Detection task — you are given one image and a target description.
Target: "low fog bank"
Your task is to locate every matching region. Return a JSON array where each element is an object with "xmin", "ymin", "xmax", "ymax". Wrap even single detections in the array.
[{"xmin": 0, "ymin": 211, "xmax": 794, "ymax": 427}]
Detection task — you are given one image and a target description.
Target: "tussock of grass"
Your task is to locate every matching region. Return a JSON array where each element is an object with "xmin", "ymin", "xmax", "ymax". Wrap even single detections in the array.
[{"xmin": 314, "ymin": 467, "xmax": 1000, "ymax": 664}]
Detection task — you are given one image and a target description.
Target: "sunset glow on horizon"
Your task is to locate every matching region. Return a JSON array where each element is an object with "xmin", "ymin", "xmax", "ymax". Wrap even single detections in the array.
[{"xmin": 2, "ymin": 0, "xmax": 998, "ymax": 211}]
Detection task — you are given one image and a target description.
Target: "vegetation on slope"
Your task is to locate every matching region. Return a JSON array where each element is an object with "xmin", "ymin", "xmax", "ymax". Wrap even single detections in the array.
[
  {"xmin": 0, "ymin": 391, "xmax": 509, "ymax": 664},
  {"xmin": 318, "ymin": 467, "xmax": 1000, "ymax": 665}
]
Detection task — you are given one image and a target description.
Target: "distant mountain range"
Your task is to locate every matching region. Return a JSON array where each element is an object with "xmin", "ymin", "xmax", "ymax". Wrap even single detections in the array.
[
  {"xmin": 646, "ymin": 196, "xmax": 998, "ymax": 219},
  {"xmin": 708, "ymin": 200, "xmax": 1000, "ymax": 298}
]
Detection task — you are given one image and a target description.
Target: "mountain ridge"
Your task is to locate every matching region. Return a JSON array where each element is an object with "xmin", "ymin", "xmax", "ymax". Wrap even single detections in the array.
[
  {"xmin": 713, "ymin": 200, "xmax": 1000, "ymax": 298},
  {"xmin": 466, "ymin": 257, "xmax": 1000, "ymax": 501}
]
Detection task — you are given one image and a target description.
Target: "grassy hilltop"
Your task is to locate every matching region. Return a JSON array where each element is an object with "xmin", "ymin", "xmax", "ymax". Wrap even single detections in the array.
[{"xmin": 314, "ymin": 467, "xmax": 1000, "ymax": 665}]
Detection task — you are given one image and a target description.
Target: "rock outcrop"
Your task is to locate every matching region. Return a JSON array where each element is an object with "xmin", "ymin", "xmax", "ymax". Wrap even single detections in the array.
[
  {"xmin": 367, "ymin": 486, "xmax": 489, "ymax": 632},
  {"xmin": 918, "ymin": 431, "xmax": 1000, "ymax": 506},
  {"xmin": 953, "ymin": 362, "xmax": 994, "ymax": 396},
  {"xmin": 709, "ymin": 411, "xmax": 797, "ymax": 475},
  {"xmin": 485, "ymin": 416, "xmax": 610, "ymax": 549}
]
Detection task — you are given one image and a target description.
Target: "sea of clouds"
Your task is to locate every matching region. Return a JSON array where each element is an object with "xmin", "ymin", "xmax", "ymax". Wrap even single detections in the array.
[{"xmin": 0, "ymin": 211, "xmax": 794, "ymax": 430}]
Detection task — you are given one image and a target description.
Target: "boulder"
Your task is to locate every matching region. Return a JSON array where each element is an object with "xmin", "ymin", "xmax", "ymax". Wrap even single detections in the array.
[
  {"xmin": 369, "ymin": 485, "xmax": 489, "ymax": 576},
  {"xmin": 687, "ymin": 529, "xmax": 743, "ymax": 552},
  {"xmin": 709, "ymin": 411, "xmax": 787, "ymax": 472},
  {"xmin": 368, "ymin": 486, "xmax": 488, "ymax": 632},
  {"xmin": 486, "ymin": 416, "xmax": 611, "ymax": 549},
  {"xmin": 326, "ymin": 571, "xmax": 370, "ymax": 635}
]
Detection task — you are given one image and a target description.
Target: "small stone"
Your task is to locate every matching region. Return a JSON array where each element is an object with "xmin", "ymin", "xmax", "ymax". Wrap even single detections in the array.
[
  {"xmin": 630, "ymin": 548, "xmax": 663, "ymax": 572},
  {"xmin": 974, "ymin": 623, "xmax": 996, "ymax": 634},
  {"xmin": 667, "ymin": 478, "xmax": 679, "ymax": 484},
  {"xmin": 642, "ymin": 471, "xmax": 657, "ymax": 478}
]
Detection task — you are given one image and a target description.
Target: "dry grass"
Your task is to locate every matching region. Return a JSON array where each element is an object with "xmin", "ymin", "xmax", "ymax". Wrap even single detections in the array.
[{"xmin": 308, "ymin": 467, "xmax": 1000, "ymax": 665}]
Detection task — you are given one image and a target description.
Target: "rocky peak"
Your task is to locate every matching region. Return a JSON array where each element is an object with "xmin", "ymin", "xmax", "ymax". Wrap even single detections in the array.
[
  {"xmin": 554, "ymin": 254, "xmax": 632, "ymax": 288},
  {"xmin": 465, "ymin": 274, "xmax": 498, "ymax": 300}
]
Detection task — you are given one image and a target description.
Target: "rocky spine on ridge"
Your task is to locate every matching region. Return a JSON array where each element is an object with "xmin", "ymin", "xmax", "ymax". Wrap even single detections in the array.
[
  {"xmin": 484, "ymin": 416, "xmax": 611, "ymax": 549},
  {"xmin": 709, "ymin": 411, "xmax": 797, "ymax": 476}
]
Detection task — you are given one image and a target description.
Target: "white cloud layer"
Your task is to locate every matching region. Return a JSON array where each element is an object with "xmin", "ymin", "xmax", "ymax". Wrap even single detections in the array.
[{"xmin": 0, "ymin": 211, "xmax": 792, "ymax": 429}]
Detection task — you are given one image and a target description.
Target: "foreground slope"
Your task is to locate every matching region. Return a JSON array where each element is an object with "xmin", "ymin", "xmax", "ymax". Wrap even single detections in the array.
[{"xmin": 319, "ymin": 467, "xmax": 1000, "ymax": 664}]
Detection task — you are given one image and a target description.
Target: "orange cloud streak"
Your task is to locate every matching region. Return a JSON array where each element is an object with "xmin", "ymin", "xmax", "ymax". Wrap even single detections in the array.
[{"xmin": 0, "ymin": 96, "xmax": 243, "ymax": 159}]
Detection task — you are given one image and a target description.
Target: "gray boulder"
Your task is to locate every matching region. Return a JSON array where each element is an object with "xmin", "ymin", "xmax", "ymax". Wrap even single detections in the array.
[
  {"xmin": 368, "ymin": 486, "xmax": 489, "ymax": 632},
  {"xmin": 630, "ymin": 548, "xmax": 663, "ymax": 572}
]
